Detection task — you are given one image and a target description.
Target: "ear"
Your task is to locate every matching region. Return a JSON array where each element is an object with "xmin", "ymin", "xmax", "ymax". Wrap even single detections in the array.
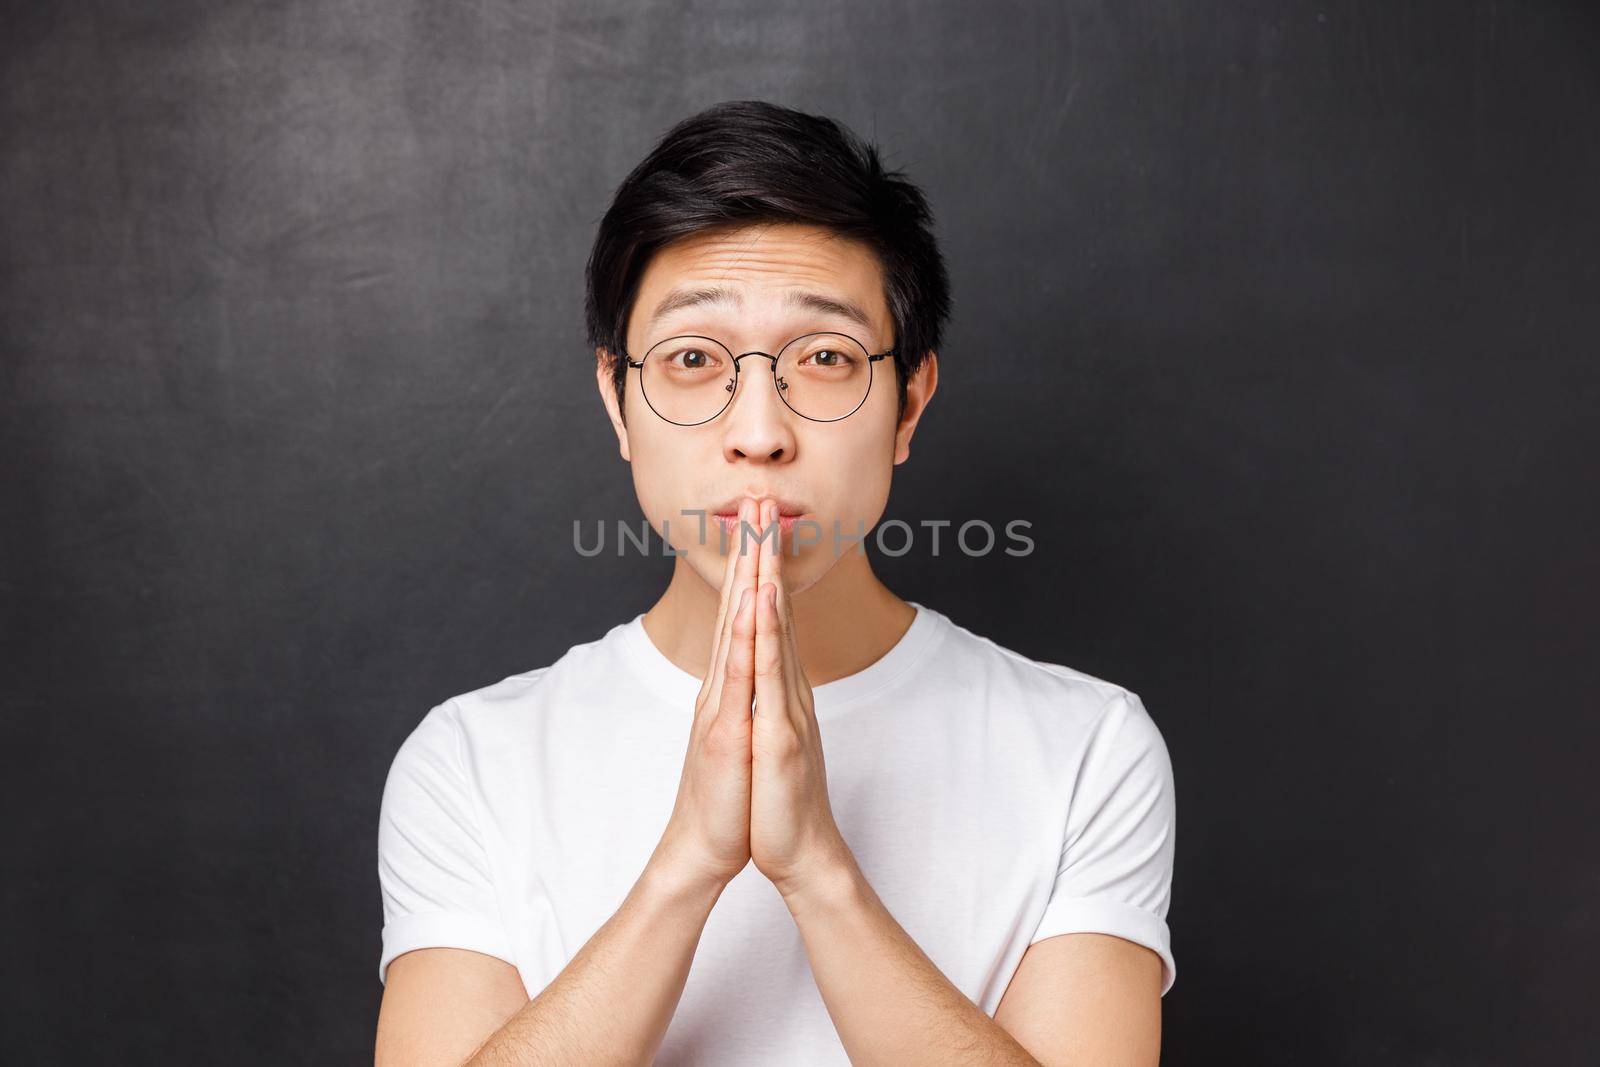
[
  {"xmin": 892, "ymin": 350, "xmax": 939, "ymax": 465},
  {"xmin": 595, "ymin": 346, "xmax": 632, "ymax": 462}
]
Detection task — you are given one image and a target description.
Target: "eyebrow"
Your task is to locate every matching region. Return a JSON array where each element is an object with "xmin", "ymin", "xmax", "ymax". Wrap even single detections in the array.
[{"xmin": 647, "ymin": 285, "xmax": 876, "ymax": 334}]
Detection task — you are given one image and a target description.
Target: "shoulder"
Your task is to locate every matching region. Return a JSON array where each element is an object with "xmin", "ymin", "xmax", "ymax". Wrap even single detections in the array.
[
  {"xmin": 921, "ymin": 604, "xmax": 1150, "ymax": 731},
  {"xmin": 393, "ymin": 615, "xmax": 636, "ymax": 759}
]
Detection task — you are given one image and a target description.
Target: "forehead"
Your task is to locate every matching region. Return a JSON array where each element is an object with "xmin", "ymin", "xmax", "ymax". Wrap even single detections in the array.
[{"xmin": 629, "ymin": 222, "xmax": 890, "ymax": 342}]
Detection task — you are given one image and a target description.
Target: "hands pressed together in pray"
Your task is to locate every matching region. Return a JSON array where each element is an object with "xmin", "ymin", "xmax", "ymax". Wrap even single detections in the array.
[
  {"xmin": 647, "ymin": 497, "xmax": 1052, "ymax": 1066},
  {"xmin": 427, "ymin": 497, "xmax": 1111, "ymax": 1067},
  {"xmin": 658, "ymin": 496, "xmax": 855, "ymax": 903}
]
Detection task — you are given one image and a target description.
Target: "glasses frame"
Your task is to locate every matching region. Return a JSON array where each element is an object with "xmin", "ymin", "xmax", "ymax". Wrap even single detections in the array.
[{"xmin": 623, "ymin": 331, "xmax": 896, "ymax": 426}]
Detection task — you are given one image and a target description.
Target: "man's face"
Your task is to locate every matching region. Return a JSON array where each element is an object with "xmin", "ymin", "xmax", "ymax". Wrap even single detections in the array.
[{"xmin": 597, "ymin": 221, "xmax": 926, "ymax": 596}]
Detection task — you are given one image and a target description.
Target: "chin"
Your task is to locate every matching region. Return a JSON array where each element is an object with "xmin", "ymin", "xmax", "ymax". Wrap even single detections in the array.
[{"xmin": 688, "ymin": 541, "xmax": 826, "ymax": 597}]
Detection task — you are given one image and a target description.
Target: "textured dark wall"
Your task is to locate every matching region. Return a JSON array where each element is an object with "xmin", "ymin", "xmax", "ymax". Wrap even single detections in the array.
[{"xmin": 3, "ymin": 1, "xmax": 1595, "ymax": 1063}]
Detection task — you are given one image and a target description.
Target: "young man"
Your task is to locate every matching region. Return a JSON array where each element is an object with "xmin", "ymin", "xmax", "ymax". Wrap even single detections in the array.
[{"xmin": 374, "ymin": 101, "xmax": 1176, "ymax": 1066}]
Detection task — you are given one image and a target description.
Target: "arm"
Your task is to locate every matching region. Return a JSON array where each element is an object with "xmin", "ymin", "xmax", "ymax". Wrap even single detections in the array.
[
  {"xmin": 992, "ymin": 931, "xmax": 1162, "ymax": 1066},
  {"xmin": 738, "ymin": 518, "xmax": 1046, "ymax": 1064},
  {"xmin": 376, "ymin": 849, "xmax": 729, "ymax": 1067},
  {"xmin": 377, "ymin": 504, "xmax": 769, "ymax": 1065},
  {"xmin": 778, "ymin": 859, "xmax": 1162, "ymax": 1067},
  {"xmin": 772, "ymin": 685, "xmax": 1174, "ymax": 1065},
  {"xmin": 742, "ymin": 501, "xmax": 1174, "ymax": 1065}
]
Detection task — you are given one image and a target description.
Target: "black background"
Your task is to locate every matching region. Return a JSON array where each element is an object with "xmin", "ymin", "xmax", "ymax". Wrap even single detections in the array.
[{"xmin": 4, "ymin": 1, "xmax": 1596, "ymax": 1063}]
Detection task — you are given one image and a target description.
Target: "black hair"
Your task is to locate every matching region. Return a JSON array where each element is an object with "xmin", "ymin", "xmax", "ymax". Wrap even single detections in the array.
[{"xmin": 584, "ymin": 100, "xmax": 951, "ymax": 424}]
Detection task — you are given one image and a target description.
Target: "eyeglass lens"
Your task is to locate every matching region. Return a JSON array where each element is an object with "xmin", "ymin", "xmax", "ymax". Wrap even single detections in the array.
[{"xmin": 638, "ymin": 333, "xmax": 873, "ymax": 424}]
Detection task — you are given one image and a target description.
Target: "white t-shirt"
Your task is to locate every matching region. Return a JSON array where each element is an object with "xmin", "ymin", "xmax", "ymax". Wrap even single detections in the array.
[{"xmin": 377, "ymin": 600, "xmax": 1176, "ymax": 1063}]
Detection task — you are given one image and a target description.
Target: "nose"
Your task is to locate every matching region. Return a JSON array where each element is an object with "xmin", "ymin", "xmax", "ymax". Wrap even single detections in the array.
[{"xmin": 721, "ymin": 353, "xmax": 795, "ymax": 462}]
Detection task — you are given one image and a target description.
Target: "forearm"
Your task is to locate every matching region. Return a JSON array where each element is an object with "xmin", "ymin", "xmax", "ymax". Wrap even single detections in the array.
[
  {"xmin": 781, "ymin": 856, "xmax": 1040, "ymax": 1067},
  {"xmin": 465, "ymin": 850, "xmax": 727, "ymax": 1067}
]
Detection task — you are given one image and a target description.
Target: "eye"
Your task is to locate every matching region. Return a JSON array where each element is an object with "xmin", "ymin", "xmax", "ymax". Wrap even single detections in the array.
[
  {"xmin": 804, "ymin": 348, "xmax": 855, "ymax": 367},
  {"xmin": 665, "ymin": 347, "xmax": 720, "ymax": 371}
]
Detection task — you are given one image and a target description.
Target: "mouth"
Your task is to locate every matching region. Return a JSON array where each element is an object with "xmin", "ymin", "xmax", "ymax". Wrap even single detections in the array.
[
  {"xmin": 710, "ymin": 496, "xmax": 811, "ymax": 543},
  {"xmin": 712, "ymin": 512, "xmax": 806, "ymax": 539}
]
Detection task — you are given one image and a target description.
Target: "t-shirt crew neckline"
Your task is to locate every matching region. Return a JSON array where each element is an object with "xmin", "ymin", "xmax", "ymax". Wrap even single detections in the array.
[{"xmin": 620, "ymin": 600, "xmax": 943, "ymax": 713}]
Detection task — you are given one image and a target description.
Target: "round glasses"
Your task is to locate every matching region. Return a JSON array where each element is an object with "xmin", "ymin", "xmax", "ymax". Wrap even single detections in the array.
[{"xmin": 624, "ymin": 332, "xmax": 895, "ymax": 426}]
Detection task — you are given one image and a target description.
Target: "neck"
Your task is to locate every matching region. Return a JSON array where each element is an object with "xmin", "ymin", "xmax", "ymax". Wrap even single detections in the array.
[{"xmin": 640, "ymin": 546, "xmax": 916, "ymax": 687}]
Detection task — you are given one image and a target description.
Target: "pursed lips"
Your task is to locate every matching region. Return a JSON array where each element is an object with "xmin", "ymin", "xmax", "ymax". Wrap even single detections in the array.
[{"xmin": 709, "ymin": 496, "xmax": 810, "ymax": 541}]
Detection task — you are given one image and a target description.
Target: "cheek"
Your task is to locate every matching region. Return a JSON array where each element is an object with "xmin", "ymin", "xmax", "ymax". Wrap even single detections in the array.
[
  {"xmin": 811, "ymin": 424, "xmax": 895, "ymax": 537},
  {"xmin": 628, "ymin": 439, "xmax": 689, "ymax": 536},
  {"xmin": 834, "ymin": 470, "xmax": 892, "ymax": 536},
  {"xmin": 629, "ymin": 436, "xmax": 725, "ymax": 559}
]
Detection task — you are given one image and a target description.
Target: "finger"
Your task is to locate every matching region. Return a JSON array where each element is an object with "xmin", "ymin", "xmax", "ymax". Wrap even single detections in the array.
[
  {"xmin": 756, "ymin": 498, "xmax": 782, "ymax": 617},
  {"xmin": 708, "ymin": 498, "xmax": 760, "ymax": 705},
  {"xmin": 696, "ymin": 506, "xmax": 748, "ymax": 708},
  {"xmin": 775, "ymin": 588, "xmax": 807, "ymax": 713},
  {"xmin": 735, "ymin": 496, "xmax": 762, "ymax": 586},
  {"xmin": 758, "ymin": 499, "xmax": 810, "ymax": 697},
  {"xmin": 717, "ymin": 586, "xmax": 757, "ymax": 726},
  {"xmin": 694, "ymin": 522, "xmax": 745, "ymax": 722},
  {"xmin": 754, "ymin": 580, "xmax": 789, "ymax": 728}
]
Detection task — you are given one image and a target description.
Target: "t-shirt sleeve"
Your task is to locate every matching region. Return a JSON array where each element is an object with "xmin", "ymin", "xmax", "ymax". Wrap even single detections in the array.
[
  {"xmin": 376, "ymin": 699, "xmax": 516, "ymax": 985},
  {"xmin": 1031, "ymin": 688, "xmax": 1178, "ymax": 996}
]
